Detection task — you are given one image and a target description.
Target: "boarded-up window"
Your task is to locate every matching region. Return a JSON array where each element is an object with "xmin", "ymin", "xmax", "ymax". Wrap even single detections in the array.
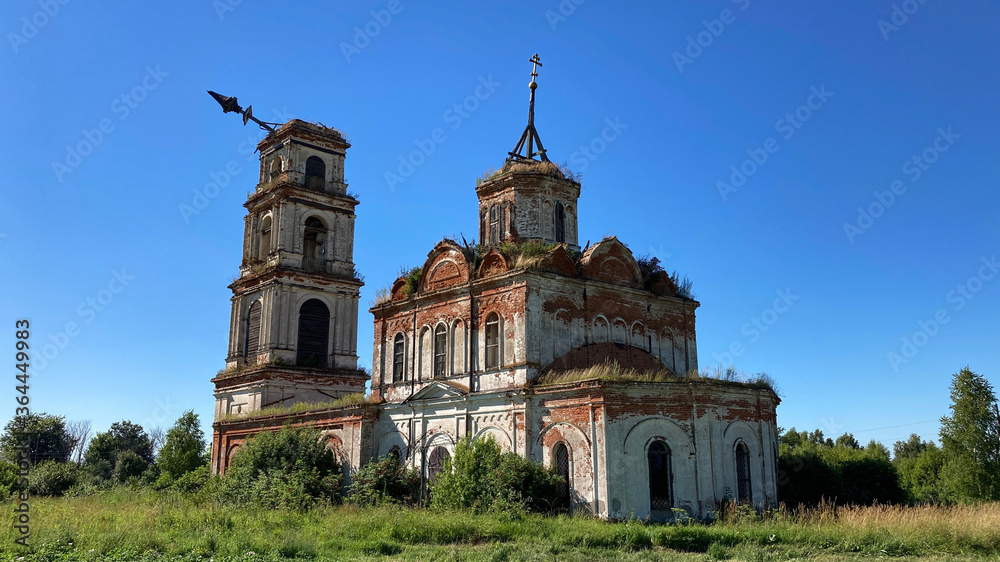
[
  {"xmin": 392, "ymin": 333, "xmax": 405, "ymax": 383},
  {"xmin": 648, "ymin": 440, "xmax": 673, "ymax": 511},
  {"xmin": 489, "ymin": 204, "xmax": 500, "ymax": 244},
  {"xmin": 736, "ymin": 441, "xmax": 752, "ymax": 503},
  {"xmin": 296, "ymin": 299, "xmax": 330, "ymax": 367},
  {"xmin": 305, "ymin": 156, "xmax": 325, "ymax": 189},
  {"xmin": 485, "ymin": 313, "xmax": 500, "ymax": 370},
  {"xmin": 244, "ymin": 300, "xmax": 262, "ymax": 358},
  {"xmin": 428, "ymin": 446, "xmax": 449, "ymax": 481},
  {"xmin": 555, "ymin": 201, "xmax": 565, "ymax": 243},
  {"xmin": 433, "ymin": 325, "xmax": 447, "ymax": 376},
  {"xmin": 554, "ymin": 442, "xmax": 570, "ymax": 509}
]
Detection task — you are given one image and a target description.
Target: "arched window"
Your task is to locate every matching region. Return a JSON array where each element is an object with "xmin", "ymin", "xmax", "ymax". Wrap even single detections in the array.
[
  {"xmin": 388, "ymin": 446, "xmax": 402, "ymax": 463},
  {"xmin": 296, "ymin": 299, "xmax": 330, "ymax": 367},
  {"xmin": 433, "ymin": 324, "xmax": 447, "ymax": 377},
  {"xmin": 269, "ymin": 156, "xmax": 282, "ymax": 181},
  {"xmin": 302, "ymin": 217, "xmax": 326, "ymax": 272},
  {"xmin": 244, "ymin": 300, "xmax": 262, "ymax": 359},
  {"xmin": 305, "ymin": 156, "xmax": 325, "ymax": 189},
  {"xmin": 258, "ymin": 215, "xmax": 272, "ymax": 261},
  {"xmin": 428, "ymin": 446, "xmax": 449, "ymax": 481},
  {"xmin": 554, "ymin": 442, "xmax": 570, "ymax": 509},
  {"xmin": 554, "ymin": 201, "xmax": 565, "ymax": 243},
  {"xmin": 648, "ymin": 440, "xmax": 673, "ymax": 511},
  {"xmin": 485, "ymin": 312, "xmax": 500, "ymax": 370},
  {"xmin": 489, "ymin": 204, "xmax": 500, "ymax": 244},
  {"xmin": 735, "ymin": 441, "xmax": 752, "ymax": 503},
  {"xmin": 392, "ymin": 333, "xmax": 405, "ymax": 383}
]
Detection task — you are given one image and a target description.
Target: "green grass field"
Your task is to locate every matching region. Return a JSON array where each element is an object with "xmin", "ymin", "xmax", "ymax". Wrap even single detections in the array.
[{"xmin": 2, "ymin": 491, "xmax": 999, "ymax": 561}]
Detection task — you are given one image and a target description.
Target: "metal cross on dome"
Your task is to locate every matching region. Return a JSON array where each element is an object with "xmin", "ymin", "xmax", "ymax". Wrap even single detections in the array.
[
  {"xmin": 508, "ymin": 53, "xmax": 549, "ymax": 162},
  {"xmin": 207, "ymin": 90, "xmax": 279, "ymax": 133}
]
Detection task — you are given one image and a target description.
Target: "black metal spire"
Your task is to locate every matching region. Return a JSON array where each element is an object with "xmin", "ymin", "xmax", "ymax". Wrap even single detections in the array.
[
  {"xmin": 507, "ymin": 54, "xmax": 549, "ymax": 162},
  {"xmin": 207, "ymin": 90, "xmax": 278, "ymax": 133}
]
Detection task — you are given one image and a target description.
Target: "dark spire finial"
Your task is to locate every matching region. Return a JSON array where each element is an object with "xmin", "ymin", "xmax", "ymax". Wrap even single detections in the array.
[
  {"xmin": 207, "ymin": 90, "xmax": 278, "ymax": 133},
  {"xmin": 507, "ymin": 54, "xmax": 549, "ymax": 162}
]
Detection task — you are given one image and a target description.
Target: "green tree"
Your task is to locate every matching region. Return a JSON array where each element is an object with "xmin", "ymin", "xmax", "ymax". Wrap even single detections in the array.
[
  {"xmin": 84, "ymin": 421, "xmax": 155, "ymax": 481},
  {"xmin": 430, "ymin": 436, "xmax": 563, "ymax": 515},
  {"xmin": 835, "ymin": 433, "xmax": 861, "ymax": 449},
  {"xmin": 893, "ymin": 434, "xmax": 948, "ymax": 504},
  {"xmin": 939, "ymin": 367, "xmax": 1000, "ymax": 502},
  {"xmin": 217, "ymin": 426, "xmax": 341, "ymax": 509},
  {"xmin": 157, "ymin": 411, "xmax": 208, "ymax": 480},
  {"xmin": 0, "ymin": 413, "xmax": 72, "ymax": 464}
]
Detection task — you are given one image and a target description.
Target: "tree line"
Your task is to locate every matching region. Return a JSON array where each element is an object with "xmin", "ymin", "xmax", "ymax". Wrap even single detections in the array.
[{"xmin": 779, "ymin": 367, "xmax": 1000, "ymax": 506}]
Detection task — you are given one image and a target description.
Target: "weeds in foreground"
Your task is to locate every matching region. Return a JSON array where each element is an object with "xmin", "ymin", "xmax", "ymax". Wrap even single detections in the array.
[{"xmin": 1, "ymin": 491, "xmax": 998, "ymax": 560}]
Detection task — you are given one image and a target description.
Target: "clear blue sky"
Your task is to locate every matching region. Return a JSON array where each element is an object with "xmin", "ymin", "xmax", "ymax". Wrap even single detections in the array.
[{"xmin": 2, "ymin": 0, "xmax": 998, "ymax": 450}]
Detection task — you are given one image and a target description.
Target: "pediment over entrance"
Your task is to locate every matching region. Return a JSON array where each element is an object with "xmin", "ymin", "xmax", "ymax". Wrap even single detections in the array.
[{"xmin": 404, "ymin": 380, "xmax": 470, "ymax": 402}]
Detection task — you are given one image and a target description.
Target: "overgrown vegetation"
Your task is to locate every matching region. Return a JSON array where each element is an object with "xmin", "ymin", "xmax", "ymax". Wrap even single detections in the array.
[
  {"xmin": 217, "ymin": 393, "xmax": 371, "ymax": 422},
  {"xmin": 475, "ymin": 160, "xmax": 582, "ymax": 186},
  {"xmin": 3, "ymin": 492, "xmax": 999, "ymax": 560},
  {"xmin": 430, "ymin": 436, "xmax": 564, "ymax": 516},
  {"xmin": 537, "ymin": 361, "xmax": 777, "ymax": 393},
  {"xmin": 348, "ymin": 453, "xmax": 420, "ymax": 507},
  {"xmin": 636, "ymin": 255, "xmax": 695, "ymax": 299},
  {"xmin": 215, "ymin": 426, "xmax": 342, "ymax": 510}
]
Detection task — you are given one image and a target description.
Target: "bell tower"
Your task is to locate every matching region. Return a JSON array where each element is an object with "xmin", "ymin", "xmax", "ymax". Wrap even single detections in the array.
[
  {"xmin": 211, "ymin": 117, "xmax": 368, "ymax": 419},
  {"xmin": 475, "ymin": 54, "xmax": 581, "ymax": 251}
]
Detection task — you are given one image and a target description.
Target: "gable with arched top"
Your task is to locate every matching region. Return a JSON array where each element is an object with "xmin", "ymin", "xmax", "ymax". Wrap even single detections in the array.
[
  {"xmin": 544, "ymin": 245, "xmax": 579, "ymax": 277},
  {"xmin": 477, "ymin": 250, "xmax": 508, "ymax": 278},
  {"xmin": 418, "ymin": 241, "xmax": 470, "ymax": 292},
  {"xmin": 579, "ymin": 237, "xmax": 643, "ymax": 289}
]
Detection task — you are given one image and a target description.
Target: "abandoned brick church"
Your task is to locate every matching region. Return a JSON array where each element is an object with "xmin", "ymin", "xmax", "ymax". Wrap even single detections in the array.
[{"xmin": 209, "ymin": 59, "xmax": 780, "ymax": 520}]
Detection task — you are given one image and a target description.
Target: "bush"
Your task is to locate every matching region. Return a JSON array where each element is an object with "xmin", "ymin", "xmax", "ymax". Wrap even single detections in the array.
[
  {"xmin": 350, "ymin": 454, "xmax": 420, "ymax": 506},
  {"xmin": 216, "ymin": 426, "xmax": 341, "ymax": 509},
  {"xmin": 28, "ymin": 460, "xmax": 82, "ymax": 496},
  {"xmin": 171, "ymin": 464, "xmax": 211, "ymax": 493},
  {"xmin": 0, "ymin": 461, "xmax": 24, "ymax": 497},
  {"xmin": 430, "ymin": 436, "xmax": 563, "ymax": 515}
]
